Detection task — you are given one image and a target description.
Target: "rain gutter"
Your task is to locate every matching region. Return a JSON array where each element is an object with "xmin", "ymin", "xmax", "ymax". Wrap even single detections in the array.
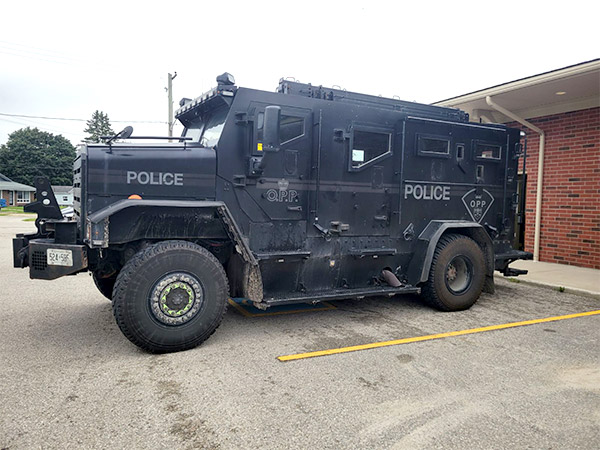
[{"xmin": 485, "ymin": 96, "xmax": 545, "ymax": 261}]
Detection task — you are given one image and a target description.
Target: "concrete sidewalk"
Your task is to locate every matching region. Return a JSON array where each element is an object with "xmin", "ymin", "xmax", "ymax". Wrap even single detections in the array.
[{"xmin": 499, "ymin": 260, "xmax": 600, "ymax": 298}]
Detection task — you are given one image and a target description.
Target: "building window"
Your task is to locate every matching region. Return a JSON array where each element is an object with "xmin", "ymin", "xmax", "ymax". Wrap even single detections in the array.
[
  {"xmin": 417, "ymin": 135, "xmax": 450, "ymax": 157},
  {"xmin": 349, "ymin": 128, "xmax": 392, "ymax": 171},
  {"xmin": 17, "ymin": 191, "xmax": 30, "ymax": 203},
  {"xmin": 62, "ymin": 196, "xmax": 69, "ymax": 202},
  {"xmin": 475, "ymin": 142, "xmax": 502, "ymax": 161}
]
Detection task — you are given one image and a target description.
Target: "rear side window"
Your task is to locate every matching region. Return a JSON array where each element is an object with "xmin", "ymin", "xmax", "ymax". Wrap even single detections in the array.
[
  {"xmin": 475, "ymin": 142, "xmax": 502, "ymax": 161},
  {"xmin": 417, "ymin": 135, "xmax": 450, "ymax": 157},
  {"xmin": 350, "ymin": 128, "xmax": 392, "ymax": 170}
]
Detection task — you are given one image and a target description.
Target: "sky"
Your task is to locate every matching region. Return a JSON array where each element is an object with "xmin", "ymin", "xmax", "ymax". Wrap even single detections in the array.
[{"xmin": 0, "ymin": 0, "xmax": 598, "ymax": 146}]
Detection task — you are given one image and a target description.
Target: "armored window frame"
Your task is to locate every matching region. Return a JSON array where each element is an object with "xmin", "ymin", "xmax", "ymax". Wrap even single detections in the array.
[
  {"xmin": 256, "ymin": 112, "xmax": 305, "ymax": 146},
  {"xmin": 416, "ymin": 134, "xmax": 450, "ymax": 158},
  {"xmin": 474, "ymin": 141, "xmax": 502, "ymax": 162},
  {"xmin": 348, "ymin": 125, "xmax": 393, "ymax": 172}
]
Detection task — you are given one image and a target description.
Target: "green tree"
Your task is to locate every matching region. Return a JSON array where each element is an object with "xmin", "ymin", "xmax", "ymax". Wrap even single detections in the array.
[
  {"xmin": 0, "ymin": 127, "xmax": 76, "ymax": 186},
  {"xmin": 83, "ymin": 110, "xmax": 114, "ymax": 143}
]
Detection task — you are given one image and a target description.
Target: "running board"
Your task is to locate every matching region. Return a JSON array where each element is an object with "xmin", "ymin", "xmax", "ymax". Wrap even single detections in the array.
[{"xmin": 262, "ymin": 285, "xmax": 420, "ymax": 307}]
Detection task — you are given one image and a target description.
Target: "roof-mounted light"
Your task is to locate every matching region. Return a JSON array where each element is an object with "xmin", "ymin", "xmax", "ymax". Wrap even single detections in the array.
[{"xmin": 216, "ymin": 72, "xmax": 235, "ymax": 86}]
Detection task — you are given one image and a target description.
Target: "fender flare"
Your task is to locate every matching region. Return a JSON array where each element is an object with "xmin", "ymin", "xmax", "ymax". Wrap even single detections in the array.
[
  {"xmin": 86, "ymin": 199, "xmax": 257, "ymax": 266},
  {"xmin": 407, "ymin": 220, "xmax": 495, "ymax": 293}
]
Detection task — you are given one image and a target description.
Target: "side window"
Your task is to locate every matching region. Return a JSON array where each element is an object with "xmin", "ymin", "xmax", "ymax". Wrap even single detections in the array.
[
  {"xmin": 256, "ymin": 113, "xmax": 304, "ymax": 144},
  {"xmin": 280, "ymin": 115, "xmax": 304, "ymax": 143},
  {"xmin": 474, "ymin": 141, "xmax": 502, "ymax": 161},
  {"xmin": 350, "ymin": 128, "xmax": 392, "ymax": 170},
  {"xmin": 417, "ymin": 134, "xmax": 450, "ymax": 158}
]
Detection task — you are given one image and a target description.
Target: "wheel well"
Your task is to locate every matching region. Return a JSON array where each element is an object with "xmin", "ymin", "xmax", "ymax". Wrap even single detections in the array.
[
  {"xmin": 91, "ymin": 238, "xmax": 235, "ymax": 280},
  {"xmin": 437, "ymin": 228, "xmax": 495, "ymax": 294},
  {"xmin": 407, "ymin": 222, "xmax": 495, "ymax": 294}
]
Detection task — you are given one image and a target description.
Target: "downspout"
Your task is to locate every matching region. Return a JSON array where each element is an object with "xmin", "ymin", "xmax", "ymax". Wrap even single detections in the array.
[{"xmin": 485, "ymin": 96, "xmax": 545, "ymax": 261}]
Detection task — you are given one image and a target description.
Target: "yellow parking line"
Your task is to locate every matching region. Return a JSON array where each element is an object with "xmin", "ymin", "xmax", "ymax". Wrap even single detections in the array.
[{"xmin": 277, "ymin": 309, "xmax": 600, "ymax": 362}]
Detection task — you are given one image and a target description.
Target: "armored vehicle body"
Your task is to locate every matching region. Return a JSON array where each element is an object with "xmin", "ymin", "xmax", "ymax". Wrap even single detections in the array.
[{"xmin": 14, "ymin": 73, "xmax": 531, "ymax": 352}]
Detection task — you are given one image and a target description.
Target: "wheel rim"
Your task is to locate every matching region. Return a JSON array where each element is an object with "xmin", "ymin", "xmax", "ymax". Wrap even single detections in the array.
[
  {"xmin": 445, "ymin": 255, "xmax": 472, "ymax": 294},
  {"xmin": 150, "ymin": 272, "xmax": 204, "ymax": 325}
]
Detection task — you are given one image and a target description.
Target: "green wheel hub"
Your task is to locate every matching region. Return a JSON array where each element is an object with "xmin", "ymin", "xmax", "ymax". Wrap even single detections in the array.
[{"xmin": 150, "ymin": 273, "xmax": 204, "ymax": 325}]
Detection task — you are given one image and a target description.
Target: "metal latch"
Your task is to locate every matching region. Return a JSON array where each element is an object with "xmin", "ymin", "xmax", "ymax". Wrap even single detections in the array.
[
  {"xmin": 233, "ymin": 175, "xmax": 246, "ymax": 187},
  {"xmin": 333, "ymin": 129, "xmax": 350, "ymax": 142},
  {"xmin": 329, "ymin": 221, "xmax": 350, "ymax": 233}
]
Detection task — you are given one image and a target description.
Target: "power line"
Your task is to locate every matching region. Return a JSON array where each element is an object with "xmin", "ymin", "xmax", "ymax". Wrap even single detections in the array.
[
  {"xmin": 0, "ymin": 116, "xmax": 82, "ymax": 137},
  {"xmin": 0, "ymin": 40, "xmax": 85, "ymax": 62},
  {"xmin": 0, "ymin": 112, "xmax": 167, "ymax": 124}
]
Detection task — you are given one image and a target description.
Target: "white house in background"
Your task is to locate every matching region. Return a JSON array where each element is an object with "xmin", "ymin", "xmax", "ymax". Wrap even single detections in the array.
[
  {"xmin": 52, "ymin": 186, "xmax": 74, "ymax": 206},
  {"xmin": 0, "ymin": 173, "xmax": 35, "ymax": 206}
]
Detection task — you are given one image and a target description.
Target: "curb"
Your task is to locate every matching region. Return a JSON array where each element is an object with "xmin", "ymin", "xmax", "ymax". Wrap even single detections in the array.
[{"xmin": 496, "ymin": 276, "xmax": 600, "ymax": 300}]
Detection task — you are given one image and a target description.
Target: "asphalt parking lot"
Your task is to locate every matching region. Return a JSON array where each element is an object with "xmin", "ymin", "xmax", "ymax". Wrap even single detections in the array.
[{"xmin": 1, "ymin": 214, "xmax": 599, "ymax": 449}]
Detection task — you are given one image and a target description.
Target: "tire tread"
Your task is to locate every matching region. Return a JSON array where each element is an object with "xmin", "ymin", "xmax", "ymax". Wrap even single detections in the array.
[
  {"xmin": 112, "ymin": 240, "xmax": 229, "ymax": 353},
  {"xmin": 421, "ymin": 234, "xmax": 484, "ymax": 312}
]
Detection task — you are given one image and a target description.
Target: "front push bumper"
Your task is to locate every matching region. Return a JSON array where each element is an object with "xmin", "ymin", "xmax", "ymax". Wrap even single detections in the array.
[{"xmin": 13, "ymin": 236, "xmax": 88, "ymax": 280}]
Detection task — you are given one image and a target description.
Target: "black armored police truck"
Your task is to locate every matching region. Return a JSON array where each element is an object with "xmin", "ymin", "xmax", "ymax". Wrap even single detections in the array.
[{"xmin": 13, "ymin": 73, "xmax": 531, "ymax": 353}]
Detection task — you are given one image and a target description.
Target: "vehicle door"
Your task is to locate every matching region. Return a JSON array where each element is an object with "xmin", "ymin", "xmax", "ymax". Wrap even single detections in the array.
[
  {"xmin": 246, "ymin": 103, "xmax": 312, "ymax": 252},
  {"xmin": 312, "ymin": 110, "xmax": 400, "ymax": 238}
]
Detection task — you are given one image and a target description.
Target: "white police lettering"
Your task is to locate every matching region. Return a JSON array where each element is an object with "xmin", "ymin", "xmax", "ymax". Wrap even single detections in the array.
[
  {"xmin": 127, "ymin": 171, "xmax": 183, "ymax": 186},
  {"xmin": 266, "ymin": 178, "xmax": 299, "ymax": 203},
  {"xmin": 404, "ymin": 184, "xmax": 450, "ymax": 201}
]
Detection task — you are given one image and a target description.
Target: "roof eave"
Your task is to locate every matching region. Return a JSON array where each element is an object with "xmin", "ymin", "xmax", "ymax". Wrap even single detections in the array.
[{"xmin": 434, "ymin": 59, "xmax": 600, "ymax": 107}]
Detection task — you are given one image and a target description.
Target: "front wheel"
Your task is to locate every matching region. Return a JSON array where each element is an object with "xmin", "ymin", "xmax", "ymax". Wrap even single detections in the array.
[
  {"xmin": 421, "ymin": 234, "xmax": 486, "ymax": 311},
  {"xmin": 112, "ymin": 240, "xmax": 229, "ymax": 353}
]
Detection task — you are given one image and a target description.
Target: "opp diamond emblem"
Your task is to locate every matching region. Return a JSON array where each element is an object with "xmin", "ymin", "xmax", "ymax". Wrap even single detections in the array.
[{"xmin": 461, "ymin": 189, "xmax": 494, "ymax": 223}]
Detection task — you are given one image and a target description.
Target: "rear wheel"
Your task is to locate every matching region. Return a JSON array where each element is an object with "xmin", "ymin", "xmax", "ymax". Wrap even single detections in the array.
[
  {"xmin": 112, "ymin": 240, "xmax": 229, "ymax": 353},
  {"xmin": 92, "ymin": 272, "xmax": 116, "ymax": 301},
  {"xmin": 421, "ymin": 234, "xmax": 486, "ymax": 311}
]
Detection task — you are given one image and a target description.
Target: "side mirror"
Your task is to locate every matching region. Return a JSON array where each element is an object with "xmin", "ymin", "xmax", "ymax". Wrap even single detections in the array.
[{"xmin": 263, "ymin": 106, "xmax": 281, "ymax": 152}]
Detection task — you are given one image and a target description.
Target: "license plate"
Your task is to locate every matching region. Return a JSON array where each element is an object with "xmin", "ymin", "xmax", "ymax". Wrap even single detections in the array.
[{"xmin": 47, "ymin": 248, "xmax": 73, "ymax": 267}]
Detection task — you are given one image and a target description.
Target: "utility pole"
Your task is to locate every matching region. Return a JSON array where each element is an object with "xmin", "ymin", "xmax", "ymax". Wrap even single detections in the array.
[{"xmin": 167, "ymin": 72, "xmax": 177, "ymax": 140}]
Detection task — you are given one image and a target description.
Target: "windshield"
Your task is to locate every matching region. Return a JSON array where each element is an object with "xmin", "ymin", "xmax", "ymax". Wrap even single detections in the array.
[
  {"xmin": 181, "ymin": 106, "xmax": 229, "ymax": 146},
  {"xmin": 200, "ymin": 107, "xmax": 228, "ymax": 147},
  {"xmin": 183, "ymin": 124, "xmax": 204, "ymax": 141}
]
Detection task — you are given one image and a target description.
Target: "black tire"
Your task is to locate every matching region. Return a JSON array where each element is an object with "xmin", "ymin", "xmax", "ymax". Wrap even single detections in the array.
[
  {"xmin": 421, "ymin": 234, "xmax": 486, "ymax": 312},
  {"xmin": 92, "ymin": 272, "xmax": 116, "ymax": 301},
  {"xmin": 112, "ymin": 240, "xmax": 229, "ymax": 353}
]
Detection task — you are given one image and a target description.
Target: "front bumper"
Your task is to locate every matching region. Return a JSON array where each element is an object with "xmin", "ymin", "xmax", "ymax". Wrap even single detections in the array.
[
  {"xmin": 12, "ymin": 176, "xmax": 87, "ymax": 280},
  {"xmin": 13, "ymin": 236, "xmax": 88, "ymax": 280}
]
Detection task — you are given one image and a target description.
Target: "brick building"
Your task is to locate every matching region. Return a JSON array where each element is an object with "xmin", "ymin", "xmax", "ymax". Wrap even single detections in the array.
[
  {"xmin": 0, "ymin": 173, "xmax": 35, "ymax": 206},
  {"xmin": 434, "ymin": 59, "xmax": 599, "ymax": 269}
]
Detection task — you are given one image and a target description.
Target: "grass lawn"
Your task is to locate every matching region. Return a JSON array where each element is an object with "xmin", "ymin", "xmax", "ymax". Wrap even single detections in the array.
[
  {"xmin": 0, "ymin": 205, "xmax": 69, "ymax": 214},
  {"xmin": 0, "ymin": 206, "xmax": 31, "ymax": 214}
]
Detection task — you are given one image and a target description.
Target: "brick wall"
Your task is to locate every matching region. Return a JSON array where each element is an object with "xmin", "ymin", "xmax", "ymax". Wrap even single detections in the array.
[{"xmin": 509, "ymin": 107, "xmax": 600, "ymax": 269}]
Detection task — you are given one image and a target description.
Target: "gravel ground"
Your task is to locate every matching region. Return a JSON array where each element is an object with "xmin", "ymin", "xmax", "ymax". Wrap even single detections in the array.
[{"xmin": 1, "ymin": 214, "xmax": 599, "ymax": 449}]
